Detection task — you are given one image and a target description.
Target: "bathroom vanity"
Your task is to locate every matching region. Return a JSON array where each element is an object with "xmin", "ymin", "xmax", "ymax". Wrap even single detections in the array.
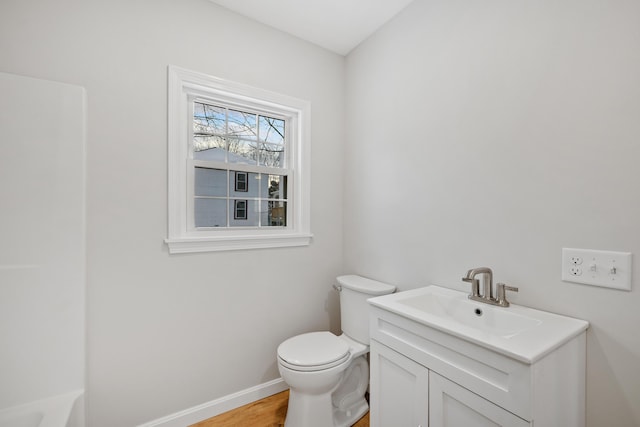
[{"xmin": 368, "ymin": 285, "xmax": 588, "ymax": 427}]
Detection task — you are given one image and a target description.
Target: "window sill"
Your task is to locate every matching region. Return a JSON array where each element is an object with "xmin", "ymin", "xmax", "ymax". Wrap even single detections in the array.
[{"xmin": 165, "ymin": 233, "xmax": 313, "ymax": 254}]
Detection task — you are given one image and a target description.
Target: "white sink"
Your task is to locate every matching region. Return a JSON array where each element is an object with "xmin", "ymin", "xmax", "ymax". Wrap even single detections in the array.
[
  {"xmin": 397, "ymin": 290, "xmax": 543, "ymax": 338},
  {"xmin": 369, "ymin": 285, "xmax": 589, "ymax": 363}
]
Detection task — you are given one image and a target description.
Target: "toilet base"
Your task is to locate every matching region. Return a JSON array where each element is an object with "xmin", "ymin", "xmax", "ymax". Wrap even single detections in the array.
[
  {"xmin": 333, "ymin": 398, "xmax": 368, "ymax": 427},
  {"xmin": 284, "ymin": 388, "xmax": 333, "ymax": 427},
  {"xmin": 282, "ymin": 355, "xmax": 370, "ymax": 427},
  {"xmin": 284, "ymin": 389, "xmax": 369, "ymax": 427}
]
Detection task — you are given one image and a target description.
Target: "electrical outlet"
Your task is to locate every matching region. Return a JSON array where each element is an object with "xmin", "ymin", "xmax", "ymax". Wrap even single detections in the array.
[
  {"xmin": 562, "ymin": 248, "xmax": 632, "ymax": 291},
  {"xmin": 570, "ymin": 256, "xmax": 583, "ymax": 265}
]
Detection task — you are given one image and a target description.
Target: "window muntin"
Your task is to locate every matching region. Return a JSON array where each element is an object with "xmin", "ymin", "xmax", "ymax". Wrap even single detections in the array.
[{"xmin": 166, "ymin": 65, "xmax": 311, "ymax": 253}]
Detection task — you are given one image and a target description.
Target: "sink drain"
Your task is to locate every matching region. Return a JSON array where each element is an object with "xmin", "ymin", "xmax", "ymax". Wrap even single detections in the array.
[{"xmin": 474, "ymin": 308, "xmax": 483, "ymax": 316}]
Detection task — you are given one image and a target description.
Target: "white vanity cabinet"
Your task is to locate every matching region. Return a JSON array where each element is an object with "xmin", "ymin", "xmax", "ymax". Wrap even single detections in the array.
[
  {"xmin": 370, "ymin": 340, "xmax": 429, "ymax": 427},
  {"xmin": 370, "ymin": 339, "xmax": 531, "ymax": 427},
  {"xmin": 368, "ymin": 287, "xmax": 588, "ymax": 427},
  {"xmin": 428, "ymin": 371, "xmax": 529, "ymax": 427}
]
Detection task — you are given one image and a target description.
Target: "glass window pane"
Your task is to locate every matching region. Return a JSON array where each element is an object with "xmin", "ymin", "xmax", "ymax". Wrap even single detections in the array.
[
  {"xmin": 228, "ymin": 110, "xmax": 256, "ymax": 139},
  {"xmin": 227, "ymin": 137, "xmax": 257, "ymax": 164},
  {"xmin": 194, "ymin": 102, "xmax": 225, "ymax": 135},
  {"xmin": 259, "ymin": 116, "xmax": 285, "ymax": 144},
  {"xmin": 263, "ymin": 174, "xmax": 287, "ymax": 199},
  {"xmin": 195, "ymin": 167, "xmax": 227, "ymax": 197},
  {"xmin": 258, "ymin": 143, "xmax": 284, "ymax": 167},
  {"xmin": 193, "ymin": 136, "xmax": 227, "ymax": 160},
  {"xmin": 262, "ymin": 201, "xmax": 287, "ymax": 227},
  {"xmin": 229, "ymin": 199, "xmax": 258, "ymax": 227},
  {"xmin": 194, "ymin": 198, "xmax": 227, "ymax": 227}
]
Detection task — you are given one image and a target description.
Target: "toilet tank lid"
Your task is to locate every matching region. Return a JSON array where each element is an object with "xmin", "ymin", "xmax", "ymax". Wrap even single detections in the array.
[{"xmin": 336, "ymin": 275, "xmax": 396, "ymax": 295}]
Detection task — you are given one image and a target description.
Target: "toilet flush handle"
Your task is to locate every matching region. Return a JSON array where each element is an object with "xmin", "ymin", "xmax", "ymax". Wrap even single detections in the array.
[{"xmin": 332, "ymin": 284, "xmax": 342, "ymax": 292}]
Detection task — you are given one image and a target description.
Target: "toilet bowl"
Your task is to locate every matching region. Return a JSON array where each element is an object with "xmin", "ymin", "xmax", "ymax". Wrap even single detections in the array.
[{"xmin": 277, "ymin": 275, "xmax": 396, "ymax": 427}]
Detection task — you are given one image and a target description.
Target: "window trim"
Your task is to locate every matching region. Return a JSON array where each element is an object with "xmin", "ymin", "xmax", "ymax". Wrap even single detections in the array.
[{"xmin": 165, "ymin": 65, "xmax": 312, "ymax": 253}]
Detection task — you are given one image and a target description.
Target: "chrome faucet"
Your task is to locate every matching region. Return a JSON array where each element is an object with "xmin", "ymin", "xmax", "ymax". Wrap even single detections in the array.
[
  {"xmin": 462, "ymin": 267, "xmax": 518, "ymax": 307},
  {"xmin": 463, "ymin": 267, "xmax": 493, "ymax": 300}
]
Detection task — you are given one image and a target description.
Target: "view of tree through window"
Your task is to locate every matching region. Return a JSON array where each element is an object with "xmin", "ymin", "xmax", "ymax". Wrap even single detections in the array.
[{"xmin": 193, "ymin": 101, "xmax": 285, "ymax": 167}]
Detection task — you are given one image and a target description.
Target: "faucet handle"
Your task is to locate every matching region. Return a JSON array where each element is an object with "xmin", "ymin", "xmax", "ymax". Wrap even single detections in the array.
[{"xmin": 496, "ymin": 283, "xmax": 518, "ymax": 307}]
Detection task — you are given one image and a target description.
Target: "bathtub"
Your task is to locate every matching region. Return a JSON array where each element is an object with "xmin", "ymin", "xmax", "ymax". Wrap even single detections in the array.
[{"xmin": 0, "ymin": 390, "xmax": 84, "ymax": 427}]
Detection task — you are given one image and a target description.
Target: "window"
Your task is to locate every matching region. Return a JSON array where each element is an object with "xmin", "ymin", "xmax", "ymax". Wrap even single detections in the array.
[
  {"xmin": 166, "ymin": 66, "xmax": 311, "ymax": 253},
  {"xmin": 234, "ymin": 171, "xmax": 248, "ymax": 192},
  {"xmin": 234, "ymin": 200, "xmax": 248, "ymax": 220}
]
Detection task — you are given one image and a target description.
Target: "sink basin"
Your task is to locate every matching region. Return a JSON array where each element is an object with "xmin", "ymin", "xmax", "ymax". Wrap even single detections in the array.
[
  {"xmin": 397, "ymin": 291, "xmax": 542, "ymax": 339},
  {"xmin": 369, "ymin": 285, "xmax": 589, "ymax": 363}
]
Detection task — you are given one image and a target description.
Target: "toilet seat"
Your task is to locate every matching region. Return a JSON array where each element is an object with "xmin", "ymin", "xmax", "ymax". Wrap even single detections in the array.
[{"xmin": 277, "ymin": 332, "xmax": 351, "ymax": 372}]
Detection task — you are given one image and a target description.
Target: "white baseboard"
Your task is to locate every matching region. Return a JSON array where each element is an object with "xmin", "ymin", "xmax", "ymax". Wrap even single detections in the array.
[{"xmin": 137, "ymin": 378, "xmax": 288, "ymax": 427}]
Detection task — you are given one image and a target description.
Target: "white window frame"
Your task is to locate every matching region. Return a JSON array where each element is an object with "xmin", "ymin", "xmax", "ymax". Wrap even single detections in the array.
[{"xmin": 165, "ymin": 65, "xmax": 312, "ymax": 253}]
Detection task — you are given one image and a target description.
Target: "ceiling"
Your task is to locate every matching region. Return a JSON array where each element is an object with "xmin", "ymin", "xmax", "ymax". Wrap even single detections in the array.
[{"xmin": 208, "ymin": 0, "xmax": 415, "ymax": 56}]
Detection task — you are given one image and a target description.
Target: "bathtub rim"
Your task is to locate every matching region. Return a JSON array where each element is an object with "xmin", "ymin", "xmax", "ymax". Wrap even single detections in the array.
[{"xmin": 0, "ymin": 389, "xmax": 84, "ymax": 427}]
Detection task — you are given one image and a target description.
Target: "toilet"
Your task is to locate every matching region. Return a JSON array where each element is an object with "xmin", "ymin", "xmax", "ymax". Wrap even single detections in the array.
[{"xmin": 277, "ymin": 275, "xmax": 396, "ymax": 427}]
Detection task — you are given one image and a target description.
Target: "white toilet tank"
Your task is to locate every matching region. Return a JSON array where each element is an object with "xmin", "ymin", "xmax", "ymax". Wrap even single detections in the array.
[{"xmin": 337, "ymin": 275, "xmax": 396, "ymax": 344}]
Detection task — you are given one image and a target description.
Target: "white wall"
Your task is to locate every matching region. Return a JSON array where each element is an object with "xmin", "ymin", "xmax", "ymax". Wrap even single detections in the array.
[
  {"xmin": 0, "ymin": 72, "xmax": 85, "ymax": 409},
  {"xmin": 345, "ymin": 0, "xmax": 640, "ymax": 426},
  {"xmin": 0, "ymin": 1, "xmax": 345, "ymax": 426}
]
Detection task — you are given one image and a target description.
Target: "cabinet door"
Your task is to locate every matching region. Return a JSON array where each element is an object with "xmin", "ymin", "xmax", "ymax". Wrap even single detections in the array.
[
  {"xmin": 429, "ymin": 372, "xmax": 531, "ymax": 427},
  {"xmin": 370, "ymin": 340, "xmax": 429, "ymax": 427}
]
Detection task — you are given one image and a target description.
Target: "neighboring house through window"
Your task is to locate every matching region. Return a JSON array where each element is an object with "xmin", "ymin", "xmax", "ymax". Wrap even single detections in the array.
[{"xmin": 166, "ymin": 66, "xmax": 312, "ymax": 253}]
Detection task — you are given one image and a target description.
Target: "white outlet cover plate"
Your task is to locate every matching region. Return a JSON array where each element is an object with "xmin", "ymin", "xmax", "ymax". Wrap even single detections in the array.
[{"xmin": 562, "ymin": 248, "xmax": 632, "ymax": 291}]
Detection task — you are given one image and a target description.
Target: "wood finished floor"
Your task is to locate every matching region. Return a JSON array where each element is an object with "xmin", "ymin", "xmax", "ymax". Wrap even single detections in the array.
[{"xmin": 190, "ymin": 390, "xmax": 369, "ymax": 427}]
